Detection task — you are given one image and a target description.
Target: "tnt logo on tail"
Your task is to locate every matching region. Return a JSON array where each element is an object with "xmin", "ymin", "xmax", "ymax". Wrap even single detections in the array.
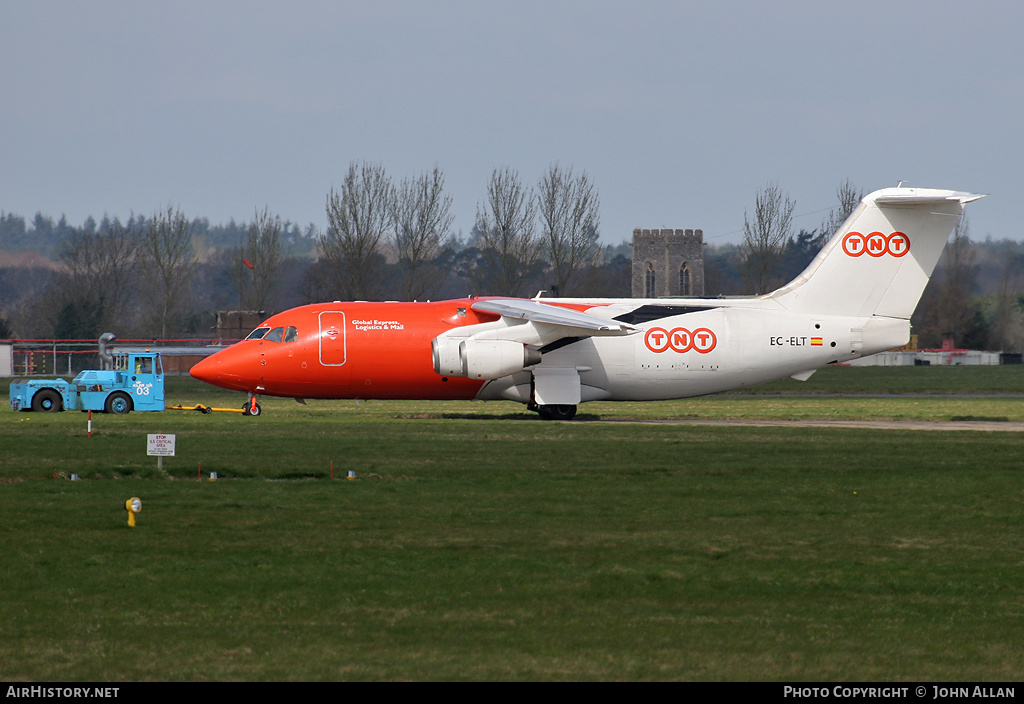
[{"xmin": 842, "ymin": 231, "xmax": 910, "ymax": 258}]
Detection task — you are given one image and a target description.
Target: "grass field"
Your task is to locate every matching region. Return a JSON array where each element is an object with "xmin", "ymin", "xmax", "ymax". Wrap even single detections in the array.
[{"xmin": 1, "ymin": 366, "xmax": 1023, "ymax": 680}]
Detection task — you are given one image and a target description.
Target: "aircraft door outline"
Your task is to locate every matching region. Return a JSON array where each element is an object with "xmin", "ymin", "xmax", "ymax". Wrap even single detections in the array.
[{"xmin": 319, "ymin": 311, "xmax": 347, "ymax": 366}]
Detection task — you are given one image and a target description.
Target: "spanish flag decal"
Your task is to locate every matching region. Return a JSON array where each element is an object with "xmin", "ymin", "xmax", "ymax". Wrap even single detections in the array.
[{"xmin": 811, "ymin": 337, "xmax": 823, "ymax": 346}]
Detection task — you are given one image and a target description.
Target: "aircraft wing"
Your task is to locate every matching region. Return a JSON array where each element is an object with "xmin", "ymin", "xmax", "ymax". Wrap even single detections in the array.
[
  {"xmin": 471, "ymin": 298, "xmax": 639, "ymax": 337},
  {"xmin": 432, "ymin": 298, "xmax": 640, "ymax": 380}
]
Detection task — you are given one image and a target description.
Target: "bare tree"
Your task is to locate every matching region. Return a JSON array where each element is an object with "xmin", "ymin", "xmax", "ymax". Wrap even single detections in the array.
[
  {"xmin": 319, "ymin": 162, "xmax": 392, "ymax": 300},
  {"xmin": 236, "ymin": 206, "xmax": 287, "ymax": 311},
  {"xmin": 52, "ymin": 219, "xmax": 141, "ymax": 333},
  {"xmin": 820, "ymin": 178, "xmax": 863, "ymax": 237},
  {"xmin": 390, "ymin": 166, "xmax": 454, "ymax": 300},
  {"xmin": 741, "ymin": 182, "xmax": 794, "ymax": 294},
  {"xmin": 990, "ymin": 246, "xmax": 1024, "ymax": 353},
  {"xmin": 140, "ymin": 205, "xmax": 197, "ymax": 338},
  {"xmin": 473, "ymin": 167, "xmax": 542, "ymax": 296},
  {"xmin": 537, "ymin": 164, "xmax": 600, "ymax": 297},
  {"xmin": 934, "ymin": 216, "xmax": 982, "ymax": 346}
]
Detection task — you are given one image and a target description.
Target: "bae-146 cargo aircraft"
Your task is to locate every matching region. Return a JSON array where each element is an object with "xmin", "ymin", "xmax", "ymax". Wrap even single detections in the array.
[{"xmin": 190, "ymin": 186, "xmax": 984, "ymax": 419}]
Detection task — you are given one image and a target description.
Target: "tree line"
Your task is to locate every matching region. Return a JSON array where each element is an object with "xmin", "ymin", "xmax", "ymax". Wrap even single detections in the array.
[
  {"xmin": 0, "ymin": 162, "xmax": 607, "ymax": 340},
  {"xmin": 0, "ymin": 170, "xmax": 1022, "ymax": 352},
  {"xmin": 0, "ymin": 210, "xmax": 317, "ymax": 260}
]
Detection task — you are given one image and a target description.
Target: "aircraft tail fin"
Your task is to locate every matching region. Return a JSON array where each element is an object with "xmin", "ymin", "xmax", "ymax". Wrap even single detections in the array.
[{"xmin": 771, "ymin": 187, "xmax": 984, "ymax": 319}]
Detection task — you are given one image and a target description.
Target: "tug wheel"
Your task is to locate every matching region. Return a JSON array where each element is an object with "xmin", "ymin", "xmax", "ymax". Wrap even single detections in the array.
[
  {"xmin": 105, "ymin": 392, "xmax": 133, "ymax": 414},
  {"xmin": 32, "ymin": 389, "xmax": 63, "ymax": 413}
]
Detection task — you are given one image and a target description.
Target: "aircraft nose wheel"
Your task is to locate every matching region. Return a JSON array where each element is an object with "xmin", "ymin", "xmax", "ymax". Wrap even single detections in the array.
[
  {"xmin": 537, "ymin": 404, "xmax": 577, "ymax": 421},
  {"xmin": 242, "ymin": 401, "xmax": 262, "ymax": 416}
]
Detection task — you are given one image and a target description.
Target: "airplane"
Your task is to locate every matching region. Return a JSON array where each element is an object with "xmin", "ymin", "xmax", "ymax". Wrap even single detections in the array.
[{"xmin": 190, "ymin": 186, "xmax": 984, "ymax": 419}]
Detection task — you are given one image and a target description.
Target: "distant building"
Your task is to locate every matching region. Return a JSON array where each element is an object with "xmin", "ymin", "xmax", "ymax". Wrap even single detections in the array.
[
  {"xmin": 631, "ymin": 228, "xmax": 705, "ymax": 298},
  {"xmin": 0, "ymin": 342, "xmax": 12, "ymax": 376}
]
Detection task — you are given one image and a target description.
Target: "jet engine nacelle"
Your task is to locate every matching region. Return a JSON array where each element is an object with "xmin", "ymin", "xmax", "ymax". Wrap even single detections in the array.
[
  {"xmin": 432, "ymin": 336, "xmax": 464, "ymax": 377},
  {"xmin": 461, "ymin": 339, "xmax": 542, "ymax": 380},
  {"xmin": 432, "ymin": 337, "xmax": 541, "ymax": 379}
]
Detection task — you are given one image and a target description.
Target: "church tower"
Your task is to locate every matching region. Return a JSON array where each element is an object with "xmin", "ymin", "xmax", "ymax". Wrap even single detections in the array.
[{"xmin": 631, "ymin": 228, "xmax": 704, "ymax": 298}]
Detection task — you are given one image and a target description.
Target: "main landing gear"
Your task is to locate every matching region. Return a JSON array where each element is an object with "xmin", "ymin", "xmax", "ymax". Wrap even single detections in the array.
[{"xmin": 530, "ymin": 403, "xmax": 578, "ymax": 421}]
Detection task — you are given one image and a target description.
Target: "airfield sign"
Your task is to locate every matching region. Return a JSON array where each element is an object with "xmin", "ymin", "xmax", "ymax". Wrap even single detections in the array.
[
  {"xmin": 147, "ymin": 434, "xmax": 176, "ymax": 456},
  {"xmin": 147, "ymin": 433, "xmax": 176, "ymax": 469}
]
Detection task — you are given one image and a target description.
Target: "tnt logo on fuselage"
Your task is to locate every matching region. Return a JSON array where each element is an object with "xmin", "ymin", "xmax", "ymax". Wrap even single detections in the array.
[
  {"xmin": 842, "ymin": 231, "xmax": 910, "ymax": 258},
  {"xmin": 644, "ymin": 327, "xmax": 717, "ymax": 354}
]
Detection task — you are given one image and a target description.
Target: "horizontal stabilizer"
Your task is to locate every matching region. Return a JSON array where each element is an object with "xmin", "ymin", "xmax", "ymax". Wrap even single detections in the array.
[{"xmin": 874, "ymin": 190, "xmax": 985, "ymax": 206}]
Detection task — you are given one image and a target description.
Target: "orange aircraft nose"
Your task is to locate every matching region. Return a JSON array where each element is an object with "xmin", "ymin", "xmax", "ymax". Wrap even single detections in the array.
[{"xmin": 190, "ymin": 346, "xmax": 256, "ymax": 392}]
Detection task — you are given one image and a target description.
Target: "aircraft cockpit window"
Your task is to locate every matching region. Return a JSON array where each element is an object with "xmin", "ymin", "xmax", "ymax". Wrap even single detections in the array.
[
  {"xmin": 284, "ymin": 326, "xmax": 298, "ymax": 343},
  {"xmin": 264, "ymin": 327, "xmax": 284, "ymax": 343},
  {"xmin": 246, "ymin": 327, "xmax": 271, "ymax": 340}
]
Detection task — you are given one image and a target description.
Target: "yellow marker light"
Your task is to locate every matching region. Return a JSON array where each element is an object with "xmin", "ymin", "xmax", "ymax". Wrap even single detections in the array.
[{"xmin": 125, "ymin": 497, "xmax": 142, "ymax": 527}]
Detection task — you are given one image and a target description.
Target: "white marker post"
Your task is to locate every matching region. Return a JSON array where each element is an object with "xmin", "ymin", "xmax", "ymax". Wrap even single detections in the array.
[{"xmin": 147, "ymin": 434, "xmax": 176, "ymax": 470}]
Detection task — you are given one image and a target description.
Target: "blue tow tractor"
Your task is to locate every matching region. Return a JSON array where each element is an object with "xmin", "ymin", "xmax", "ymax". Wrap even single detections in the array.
[{"xmin": 9, "ymin": 351, "xmax": 165, "ymax": 414}]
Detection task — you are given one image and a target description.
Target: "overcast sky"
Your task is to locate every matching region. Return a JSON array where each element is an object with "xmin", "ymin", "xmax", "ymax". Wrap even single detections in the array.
[{"xmin": 2, "ymin": 1, "xmax": 1021, "ymax": 248}]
